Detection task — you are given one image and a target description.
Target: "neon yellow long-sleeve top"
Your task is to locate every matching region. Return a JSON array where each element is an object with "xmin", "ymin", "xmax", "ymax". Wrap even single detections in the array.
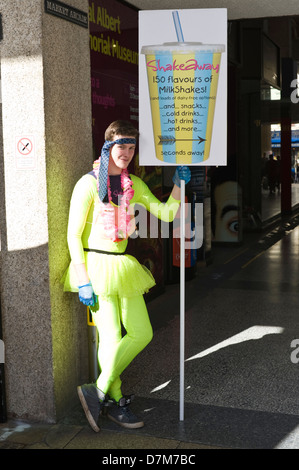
[{"xmin": 67, "ymin": 174, "xmax": 180, "ymax": 265}]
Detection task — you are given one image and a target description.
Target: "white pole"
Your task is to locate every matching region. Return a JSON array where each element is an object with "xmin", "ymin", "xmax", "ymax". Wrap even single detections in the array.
[
  {"xmin": 172, "ymin": 10, "xmax": 186, "ymax": 423},
  {"xmin": 180, "ymin": 179, "xmax": 185, "ymax": 421}
]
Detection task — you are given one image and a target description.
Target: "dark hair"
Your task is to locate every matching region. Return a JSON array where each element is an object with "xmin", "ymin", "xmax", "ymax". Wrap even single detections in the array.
[{"xmin": 105, "ymin": 120, "xmax": 139, "ymax": 141}]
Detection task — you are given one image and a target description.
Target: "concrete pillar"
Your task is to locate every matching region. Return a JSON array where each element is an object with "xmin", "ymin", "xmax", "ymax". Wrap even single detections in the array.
[
  {"xmin": 281, "ymin": 108, "xmax": 292, "ymax": 214},
  {"xmin": 0, "ymin": 0, "xmax": 92, "ymax": 422}
]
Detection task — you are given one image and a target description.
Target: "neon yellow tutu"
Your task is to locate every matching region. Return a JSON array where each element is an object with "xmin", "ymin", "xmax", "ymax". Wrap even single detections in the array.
[{"xmin": 62, "ymin": 251, "xmax": 156, "ymax": 298}]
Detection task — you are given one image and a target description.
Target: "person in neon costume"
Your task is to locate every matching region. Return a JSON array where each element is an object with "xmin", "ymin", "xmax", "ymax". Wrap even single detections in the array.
[{"xmin": 63, "ymin": 120, "xmax": 191, "ymax": 432}]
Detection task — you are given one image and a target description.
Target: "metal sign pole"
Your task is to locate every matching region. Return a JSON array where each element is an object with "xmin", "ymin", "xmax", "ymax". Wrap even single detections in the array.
[
  {"xmin": 87, "ymin": 308, "xmax": 99, "ymax": 383},
  {"xmin": 179, "ymin": 179, "xmax": 185, "ymax": 421}
]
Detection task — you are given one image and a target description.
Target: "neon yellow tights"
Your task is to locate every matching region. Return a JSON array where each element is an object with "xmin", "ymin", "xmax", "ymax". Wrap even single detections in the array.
[{"xmin": 91, "ymin": 294, "xmax": 153, "ymax": 401}]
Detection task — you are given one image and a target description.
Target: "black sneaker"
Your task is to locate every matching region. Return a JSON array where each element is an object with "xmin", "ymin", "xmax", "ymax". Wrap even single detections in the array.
[
  {"xmin": 77, "ymin": 383, "xmax": 105, "ymax": 432},
  {"xmin": 107, "ymin": 396, "xmax": 144, "ymax": 429}
]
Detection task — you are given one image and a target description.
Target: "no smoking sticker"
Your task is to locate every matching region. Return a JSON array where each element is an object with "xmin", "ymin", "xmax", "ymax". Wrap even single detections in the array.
[
  {"xmin": 15, "ymin": 135, "xmax": 36, "ymax": 170},
  {"xmin": 17, "ymin": 137, "xmax": 33, "ymax": 155}
]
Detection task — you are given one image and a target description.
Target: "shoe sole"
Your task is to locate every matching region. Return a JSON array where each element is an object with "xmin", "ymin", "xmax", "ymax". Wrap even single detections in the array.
[
  {"xmin": 77, "ymin": 386, "xmax": 100, "ymax": 433},
  {"xmin": 107, "ymin": 413, "xmax": 144, "ymax": 429}
]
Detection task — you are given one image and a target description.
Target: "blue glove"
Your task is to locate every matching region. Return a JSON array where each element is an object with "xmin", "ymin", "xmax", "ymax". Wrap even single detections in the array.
[
  {"xmin": 172, "ymin": 166, "xmax": 191, "ymax": 187},
  {"xmin": 78, "ymin": 282, "xmax": 98, "ymax": 307}
]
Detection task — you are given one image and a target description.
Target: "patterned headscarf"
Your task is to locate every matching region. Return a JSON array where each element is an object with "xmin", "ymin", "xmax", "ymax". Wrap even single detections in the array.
[{"xmin": 98, "ymin": 138, "xmax": 136, "ymax": 202}]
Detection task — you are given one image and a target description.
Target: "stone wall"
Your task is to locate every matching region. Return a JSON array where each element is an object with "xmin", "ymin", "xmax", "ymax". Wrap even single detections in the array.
[{"xmin": 0, "ymin": 0, "xmax": 91, "ymax": 422}]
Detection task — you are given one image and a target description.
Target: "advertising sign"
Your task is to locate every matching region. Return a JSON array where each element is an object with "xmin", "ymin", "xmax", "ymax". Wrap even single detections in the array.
[
  {"xmin": 272, "ymin": 129, "xmax": 299, "ymax": 148},
  {"xmin": 139, "ymin": 9, "xmax": 227, "ymax": 167},
  {"xmin": 139, "ymin": 8, "xmax": 227, "ymax": 422},
  {"xmin": 89, "ymin": 0, "xmax": 138, "ymax": 153}
]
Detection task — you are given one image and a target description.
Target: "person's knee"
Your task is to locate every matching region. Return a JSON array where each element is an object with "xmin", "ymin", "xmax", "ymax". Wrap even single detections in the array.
[
  {"xmin": 141, "ymin": 324, "xmax": 153, "ymax": 349},
  {"xmin": 144, "ymin": 325, "xmax": 153, "ymax": 346},
  {"xmin": 134, "ymin": 324, "xmax": 153, "ymax": 350}
]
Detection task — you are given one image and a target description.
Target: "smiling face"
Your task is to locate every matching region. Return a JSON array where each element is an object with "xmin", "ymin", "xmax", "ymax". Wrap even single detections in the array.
[{"xmin": 108, "ymin": 135, "xmax": 136, "ymax": 175}]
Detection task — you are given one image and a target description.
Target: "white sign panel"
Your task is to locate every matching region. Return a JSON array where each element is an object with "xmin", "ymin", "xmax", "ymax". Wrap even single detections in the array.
[{"xmin": 139, "ymin": 9, "xmax": 227, "ymax": 167}]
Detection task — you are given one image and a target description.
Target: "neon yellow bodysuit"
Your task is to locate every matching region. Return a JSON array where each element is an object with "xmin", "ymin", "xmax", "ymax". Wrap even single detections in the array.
[{"xmin": 64, "ymin": 173, "xmax": 180, "ymax": 401}]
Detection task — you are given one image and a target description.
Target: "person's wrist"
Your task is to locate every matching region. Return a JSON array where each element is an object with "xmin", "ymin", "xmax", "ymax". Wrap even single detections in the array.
[{"xmin": 79, "ymin": 281, "xmax": 91, "ymax": 288}]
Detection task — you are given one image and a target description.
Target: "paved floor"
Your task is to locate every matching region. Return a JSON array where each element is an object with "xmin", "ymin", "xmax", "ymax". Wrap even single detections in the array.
[
  {"xmin": 1, "ymin": 200, "xmax": 299, "ymax": 450},
  {"xmin": 261, "ymin": 182, "xmax": 299, "ymax": 221},
  {"xmin": 116, "ymin": 215, "xmax": 299, "ymax": 449}
]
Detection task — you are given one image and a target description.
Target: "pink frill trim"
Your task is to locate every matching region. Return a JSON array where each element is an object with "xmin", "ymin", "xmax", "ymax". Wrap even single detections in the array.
[{"xmin": 92, "ymin": 158, "xmax": 135, "ymax": 242}]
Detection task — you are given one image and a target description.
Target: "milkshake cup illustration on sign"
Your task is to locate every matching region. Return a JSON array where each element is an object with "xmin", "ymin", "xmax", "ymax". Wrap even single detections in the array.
[{"xmin": 141, "ymin": 41, "xmax": 225, "ymax": 164}]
